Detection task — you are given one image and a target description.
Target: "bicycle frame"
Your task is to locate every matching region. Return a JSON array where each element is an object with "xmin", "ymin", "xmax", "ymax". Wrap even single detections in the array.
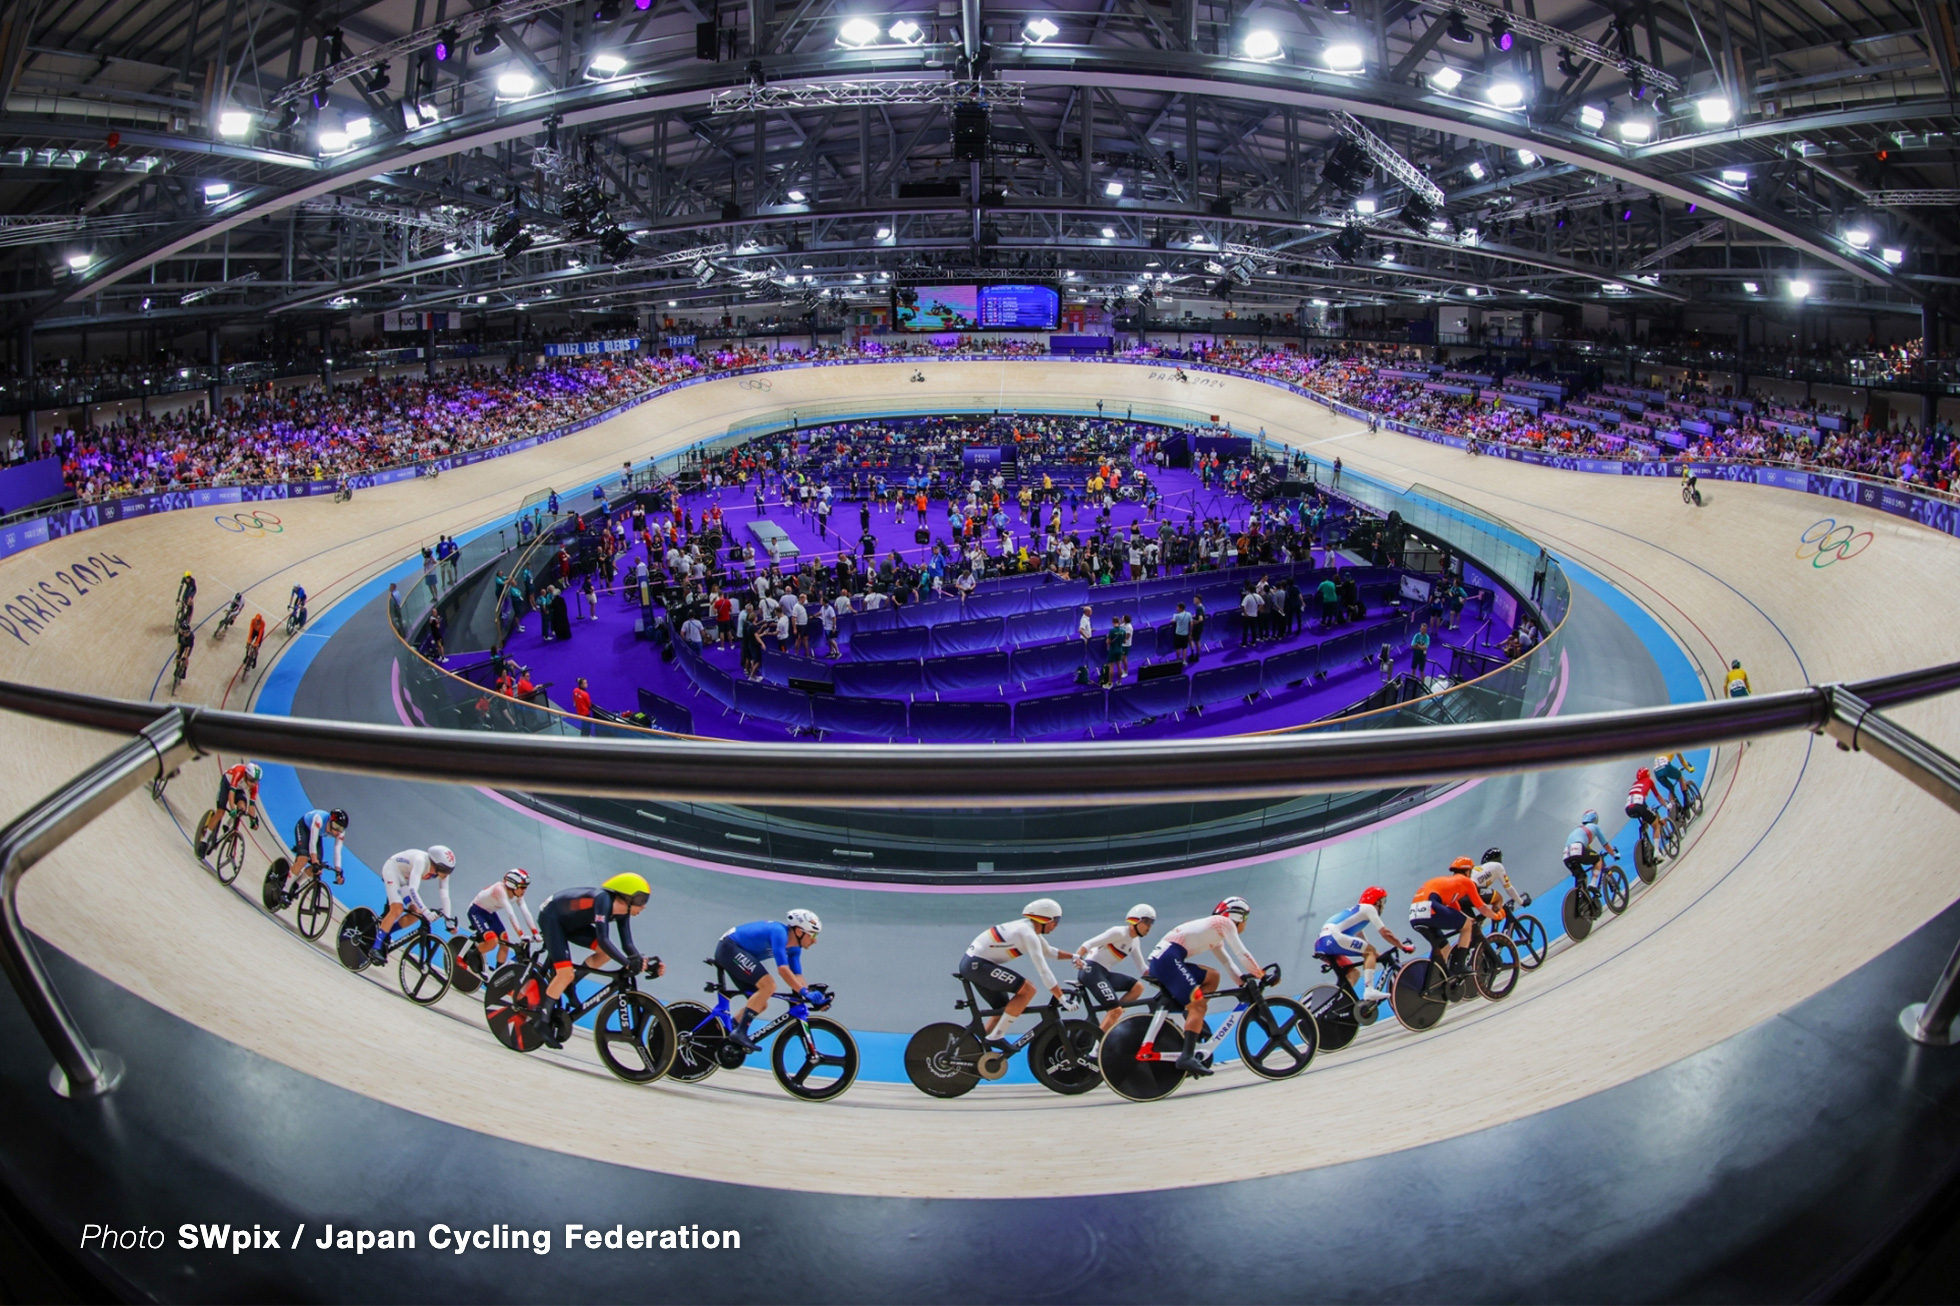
[{"xmin": 1133, "ymin": 979, "xmax": 1260, "ymax": 1061}]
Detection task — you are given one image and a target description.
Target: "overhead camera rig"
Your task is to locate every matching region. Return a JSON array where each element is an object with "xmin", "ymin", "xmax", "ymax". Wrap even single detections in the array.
[
  {"xmin": 1413, "ymin": 0, "xmax": 1681, "ymax": 94},
  {"xmin": 709, "ymin": 80, "xmax": 1026, "ymax": 113}
]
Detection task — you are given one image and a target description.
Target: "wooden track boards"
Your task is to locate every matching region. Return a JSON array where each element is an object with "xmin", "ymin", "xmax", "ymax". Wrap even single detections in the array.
[{"xmin": 0, "ymin": 361, "xmax": 1953, "ymax": 1198}]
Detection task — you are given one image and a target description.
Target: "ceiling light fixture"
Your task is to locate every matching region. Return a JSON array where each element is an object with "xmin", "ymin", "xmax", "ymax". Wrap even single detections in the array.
[
  {"xmin": 1244, "ymin": 29, "xmax": 1282, "ymax": 61},
  {"xmin": 1695, "ymin": 96, "xmax": 1733, "ymax": 125},
  {"xmin": 1516, "ymin": 148, "xmax": 1538, "ymax": 165},
  {"xmin": 495, "ymin": 71, "xmax": 535, "ymax": 98},
  {"xmin": 1580, "ymin": 103, "xmax": 1607, "ymax": 130},
  {"xmin": 1322, "ymin": 42, "xmax": 1364, "ymax": 70},
  {"xmin": 1489, "ymin": 16, "xmax": 1513, "ymax": 50},
  {"xmin": 837, "ymin": 17, "xmax": 881, "ymax": 46},
  {"xmin": 587, "ymin": 52, "xmax": 628, "ymax": 77},
  {"xmin": 786, "ymin": 188, "xmax": 806, "ymax": 202},
  {"xmin": 1788, "ymin": 279, "xmax": 1811, "ymax": 298},
  {"xmin": 1445, "ymin": 11, "xmax": 1473, "ymax": 43},
  {"xmin": 1883, "ymin": 247, "xmax": 1905, "ymax": 266},
  {"xmin": 217, "ymin": 110, "xmax": 252, "ymax": 137},
  {"xmin": 1617, "ymin": 115, "xmax": 1654, "ymax": 141},
  {"xmin": 1720, "ymin": 168, "xmax": 1749, "ymax": 186},
  {"xmin": 1024, "ymin": 16, "xmax": 1059, "ymax": 42},
  {"xmin": 1105, "ymin": 179, "xmax": 1124, "ymax": 197},
  {"xmin": 473, "ymin": 24, "xmax": 502, "ymax": 54},
  {"xmin": 889, "ymin": 19, "xmax": 924, "ymax": 43},
  {"xmin": 1429, "ymin": 65, "xmax": 1462, "ymax": 91},
  {"xmin": 203, "ymin": 181, "xmax": 231, "ymax": 201},
  {"xmin": 1487, "ymin": 80, "xmax": 1525, "ymax": 108}
]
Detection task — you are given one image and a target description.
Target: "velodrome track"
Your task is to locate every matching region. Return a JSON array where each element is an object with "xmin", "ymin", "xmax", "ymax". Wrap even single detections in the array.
[{"xmin": 1, "ymin": 359, "xmax": 1956, "ymax": 1207}]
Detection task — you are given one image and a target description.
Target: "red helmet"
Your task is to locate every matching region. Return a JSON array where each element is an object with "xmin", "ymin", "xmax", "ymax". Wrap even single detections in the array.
[{"xmin": 1359, "ymin": 886, "xmax": 1388, "ymax": 907}]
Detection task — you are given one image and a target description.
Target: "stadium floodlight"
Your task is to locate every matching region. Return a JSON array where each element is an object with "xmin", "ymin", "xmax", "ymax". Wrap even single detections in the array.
[
  {"xmin": 876, "ymin": 226, "xmax": 893, "ymax": 239},
  {"xmin": 1466, "ymin": 160, "xmax": 1487, "ymax": 180},
  {"xmin": 344, "ymin": 115, "xmax": 372, "ymax": 140},
  {"xmin": 1105, "ymin": 180, "xmax": 1124, "ymax": 197},
  {"xmin": 317, "ymin": 128, "xmax": 350, "ymax": 153},
  {"xmin": 888, "ymin": 19, "xmax": 924, "ymax": 43},
  {"xmin": 1788, "ymin": 279, "xmax": 1811, "ymax": 298},
  {"xmin": 1844, "ymin": 226, "xmax": 1872, "ymax": 249},
  {"xmin": 1695, "ymin": 96, "xmax": 1733, "ymax": 125},
  {"xmin": 1742, "ymin": 281, "xmax": 1759, "ymax": 293},
  {"xmin": 67, "ymin": 252, "xmax": 92, "ymax": 270},
  {"xmin": 1354, "ymin": 196, "xmax": 1377, "ymax": 214},
  {"xmin": 1243, "ymin": 29, "xmax": 1282, "ymax": 61},
  {"xmin": 587, "ymin": 53, "xmax": 628, "ymax": 78},
  {"xmin": 786, "ymin": 189, "xmax": 806, "ymax": 202},
  {"xmin": 1487, "ymin": 80, "xmax": 1524, "ymax": 108},
  {"xmin": 1101, "ymin": 226, "xmax": 1117, "ymax": 238},
  {"xmin": 1516, "ymin": 149, "xmax": 1539, "ymax": 165},
  {"xmin": 203, "ymin": 181, "xmax": 232, "ymax": 201},
  {"xmin": 837, "ymin": 17, "xmax": 881, "ymax": 46},
  {"xmin": 495, "ymin": 71, "xmax": 536, "ymax": 98},
  {"xmin": 1882, "ymin": 247, "xmax": 1905, "ymax": 266},
  {"xmin": 1024, "ymin": 16, "xmax": 1059, "ymax": 42},
  {"xmin": 1580, "ymin": 103, "xmax": 1607, "ymax": 130},
  {"xmin": 1617, "ymin": 114, "xmax": 1654, "ymax": 141},
  {"xmin": 1323, "ymin": 42, "xmax": 1364, "ymax": 70},
  {"xmin": 217, "ymin": 110, "xmax": 252, "ymax": 137},
  {"xmin": 1430, "ymin": 66, "xmax": 1462, "ymax": 91},
  {"xmin": 1720, "ymin": 169, "xmax": 1748, "ymax": 187}
]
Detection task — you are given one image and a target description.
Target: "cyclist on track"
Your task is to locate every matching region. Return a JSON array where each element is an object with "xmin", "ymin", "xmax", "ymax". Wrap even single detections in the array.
[
  {"xmin": 177, "ymin": 570, "xmax": 196, "ymax": 612},
  {"xmin": 288, "ymin": 584, "xmax": 308, "ymax": 632},
  {"xmin": 1725, "ymin": 657, "xmax": 1750, "ymax": 698},
  {"xmin": 1315, "ymin": 887, "xmax": 1411, "ymax": 1006},
  {"xmin": 246, "ymin": 611, "xmax": 267, "ymax": 654},
  {"xmin": 961, "ymin": 899, "xmax": 1075, "ymax": 1051},
  {"xmin": 1073, "ymin": 904, "xmax": 1156, "ymax": 1034},
  {"xmin": 531, "ymin": 873, "xmax": 662, "ymax": 1018},
  {"xmin": 1626, "ymin": 765, "xmax": 1662, "ymax": 850},
  {"xmin": 1563, "ymin": 809, "xmax": 1618, "ymax": 889},
  {"xmin": 172, "ymin": 623, "xmax": 194, "ymax": 684},
  {"xmin": 285, "ymin": 807, "xmax": 348, "ymax": 897},
  {"xmin": 196, "ymin": 760, "xmax": 262, "ymax": 857},
  {"xmin": 468, "ymin": 869, "xmax": 540, "ymax": 971},
  {"xmin": 716, "ymin": 909, "xmax": 824, "ymax": 1052},
  {"xmin": 1651, "ymin": 754, "xmax": 1688, "ymax": 818},
  {"xmin": 371, "ymin": 845, "xmax": 457, "ymax": 964},
  {"xmin": 217, "ymin": 591, "xmax": 244, "ymax": 634},
  {"xmin": 1143, "ymin": 897, "xmax": 1261, "ymax": 1076},
  {"xmin": 1471, "ymin": 847, "xmax": 1529, "ymax": 916},
  {"xmin": 1408, "ymin": 858, "xmax": 1502, "ymax": 973}
]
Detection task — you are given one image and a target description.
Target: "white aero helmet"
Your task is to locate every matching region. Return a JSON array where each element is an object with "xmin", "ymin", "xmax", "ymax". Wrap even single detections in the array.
[
  {"xmin": 503, "ymin": 868, "xmax": 531, "ymax": 891},
  {"xmin": 427, "ymin": 845, "xmax": 457, "ymax": 872},
  {"xmin": 1214, "ymin": 896, "xmax": 1251, "ymax": 923},
  {"xmin": 785, "ymin": 908, "xmax": 822, "ymax": 935},
  {"xmin": 1126, "ymin": 903, "xmax": 1157, "ymax": 923},
  {"xmin": 1023, "ymin": 897, "xmax": 1063, "ymax": 922}
]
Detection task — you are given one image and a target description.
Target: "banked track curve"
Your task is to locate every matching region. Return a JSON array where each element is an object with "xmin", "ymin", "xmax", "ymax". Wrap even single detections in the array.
[{"xmin": 0, "ymin": 359, "xmax": 1956, "ymax": 1200}]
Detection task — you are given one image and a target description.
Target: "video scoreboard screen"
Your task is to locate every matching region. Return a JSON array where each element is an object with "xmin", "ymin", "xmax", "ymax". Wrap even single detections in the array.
[{"xmin": 894, "ymin": 283, "xmax": 1058, "ymax": 331}]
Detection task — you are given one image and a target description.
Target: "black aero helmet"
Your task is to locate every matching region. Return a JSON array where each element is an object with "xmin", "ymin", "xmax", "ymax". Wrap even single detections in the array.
[{"xmin": 1482, "ymin": 847, "xmax": 1502, "ymax": 865}]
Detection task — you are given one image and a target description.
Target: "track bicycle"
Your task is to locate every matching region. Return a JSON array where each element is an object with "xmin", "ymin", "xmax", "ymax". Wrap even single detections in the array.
[
  {"xmin": 1387, "ymin": 923, "xmax": 1520, "ymax": 1034},
  {"xmin": 1099, "ymin": 963, "xmax": 1316, "ymax": 1103},
  {"xmin": 449, "ymin": 933, "xmax": 534, "ymax": 996},
  {"xmin": 904, "ymin": 970, "xmax": 1116, "ymax": 1098},
  {"xmin": 482, "ymin": 954, "xmax": 678, "ymax": 1084},
  {"xmin": 1683, "ymin": 477, "xmax": 1703, "ymax": 507},
  {"xmin": 665, "ymin": 959, "xmax": 859, "ymax": 1101},
  {"xmin": 213, "ymin": 595, "xmax": 243, "ymax": 641},
  {"xmin": 169, "ymin": 644, "xmax": 190, "ymax": 696},
  {"xmin": 260, "ymin": 856, "xmax": 336, "ymax": 941},
  {"xmin": 334, "ymin": 483, "xmax": 353, "ymax": 504},
  {"xmin": 196, "ymin": 803, "xmax": 254, "ymax": 884},
  {"xmin": 284, "ymin": 605, "xmax": 307, "ymax": 638},
  {"xmin": 1303, "ymin": 943, "xmax": 1414, "ymax": 1053},
  {"xmin": 240, "ymin": 635, "xmax": 262, "ymax": 676},
  {"xmin": 1633, "ymin": 811, "xmax": 1677, "ymax": 883},
  {"xmin": 335, "ymin": 903, "xmax": 458, "ymax": 1006},
  {"xmin": 1491, "ymin": 897, "xmax": 1548, "ymax": 970},
  {"xmin": 1560, "ymin": 855, "xmax": 1630, "ymax": 943}
]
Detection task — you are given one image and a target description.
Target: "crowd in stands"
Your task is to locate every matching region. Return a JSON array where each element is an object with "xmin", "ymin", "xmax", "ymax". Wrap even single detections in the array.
[{"xmin": 15, "ymin": 332, "xmax": 1960, "ymax": 505}]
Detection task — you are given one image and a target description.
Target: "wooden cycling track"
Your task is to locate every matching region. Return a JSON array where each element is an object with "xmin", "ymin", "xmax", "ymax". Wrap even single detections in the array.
[{"xmin": 0, "ymin": 360, "xmax": 1954, "ymax": 1207}]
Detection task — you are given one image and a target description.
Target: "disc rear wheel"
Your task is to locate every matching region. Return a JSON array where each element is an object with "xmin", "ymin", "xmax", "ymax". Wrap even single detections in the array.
[
  {"xmin": 1027, "ymin": 1019, "xmax": 1103, "ymax": 1095},
  {"xmin": 1391, "ymin": 959, "xmax": 1446, "ymax": 1032},
  {"xmin": 1099, "ymin": 1015, "xmax": 1187, "ymax": 1102},
  {"xmin": 904, "ymin": 1022, "xmax": 983, "ymax": 1098},
  {"xmin": 1303, "ymin": 985, "xmax": 1358, "ymax": 1052},
  {"xmin": 664, "ymin": 1001, "xmax": 724, "ymax": 1082},
  {"xmin": 484, "ymin": 963, "xmax": 548, "ymax": 1053}
]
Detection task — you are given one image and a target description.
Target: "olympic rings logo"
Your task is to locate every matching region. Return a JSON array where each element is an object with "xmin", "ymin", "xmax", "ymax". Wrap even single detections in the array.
[
  {"xmin": 216, "ymin": 510, "xmax": 285, "ymax": 536},
  {"xmin": 1796, "ymin": 517, "xmax": 1872, "ymax": 568},
  {"xmin": 737, "ymin": 378, "xmax": 772, "ymax": 391}
]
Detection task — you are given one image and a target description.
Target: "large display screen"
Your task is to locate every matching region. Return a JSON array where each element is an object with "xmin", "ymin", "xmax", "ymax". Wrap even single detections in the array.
[
  {"xmin": 895, "ymin": 283, "xmax": 1059, "ymax": 330},
  {"xmin": 895, "ymin": 285, "xmax": 979, "ymax": 331},
  {"xmin": 979, "ymin": 284, "xmax": 1059, "ymax": 329}
]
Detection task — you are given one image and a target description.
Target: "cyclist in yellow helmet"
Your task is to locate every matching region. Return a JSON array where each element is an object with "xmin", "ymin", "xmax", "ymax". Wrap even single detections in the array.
[{"xmin": 532, "ymin": 872, "xmax": 661, "ymax": 1008}]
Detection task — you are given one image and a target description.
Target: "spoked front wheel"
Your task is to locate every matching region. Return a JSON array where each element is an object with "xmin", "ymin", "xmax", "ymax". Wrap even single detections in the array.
[
  {"xmin": 1473, "ymin": 935, "xmax": 1521, "ymax": 1001},
  {"xmin": 1236, "ymin": 997, "xmax": 1317, "ymax": 1079},
  {"xmin": 214, "ymin": 831, "xmax": 245, "ymax": 884},
  {"xmin": 1660, "ymin": 819, "xmax": 1681, "ymax": 860},
  {"xmin": 397, "ymin": 933, "xmax": 453, "ymax": 1005},
  {"xmin": 1684, "ymin": 778, "xmax": 1704, "ymax": 818},
  {"xmin": 1099, "ymin": 1015, "xmax": 1186, "ymax": 1102},
  {"xmin": 593, "ymin": 991, "xmax": 677, "ymax": 1083},
  {"xmin": 1508, "ymin": 913, "xmax": 1549, "ymax": 970},
  {"xmin": 1027, "ymin": 1019, "xmax": 1103, "ymax": 1095},
  {"xmin": 1603, "ymin": 866, "xmax": 1631, "ymax": 914},
  {"xmin": 292, "ymin": 879, "xmax": 333, "ymax": 941},
  {"xmin": 772, "ymin": 1016, "xmax": 859, "ymax": 1101}
]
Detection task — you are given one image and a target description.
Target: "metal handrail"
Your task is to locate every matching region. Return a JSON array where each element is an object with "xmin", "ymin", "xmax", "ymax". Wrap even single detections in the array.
[
  {"xmin": 5, "ymin": 661, "xmax": 1960, "ymax": 1096},
  {"xmin": 5, "ymin": 663, "xmax": 1960, "ymax": 809}
]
